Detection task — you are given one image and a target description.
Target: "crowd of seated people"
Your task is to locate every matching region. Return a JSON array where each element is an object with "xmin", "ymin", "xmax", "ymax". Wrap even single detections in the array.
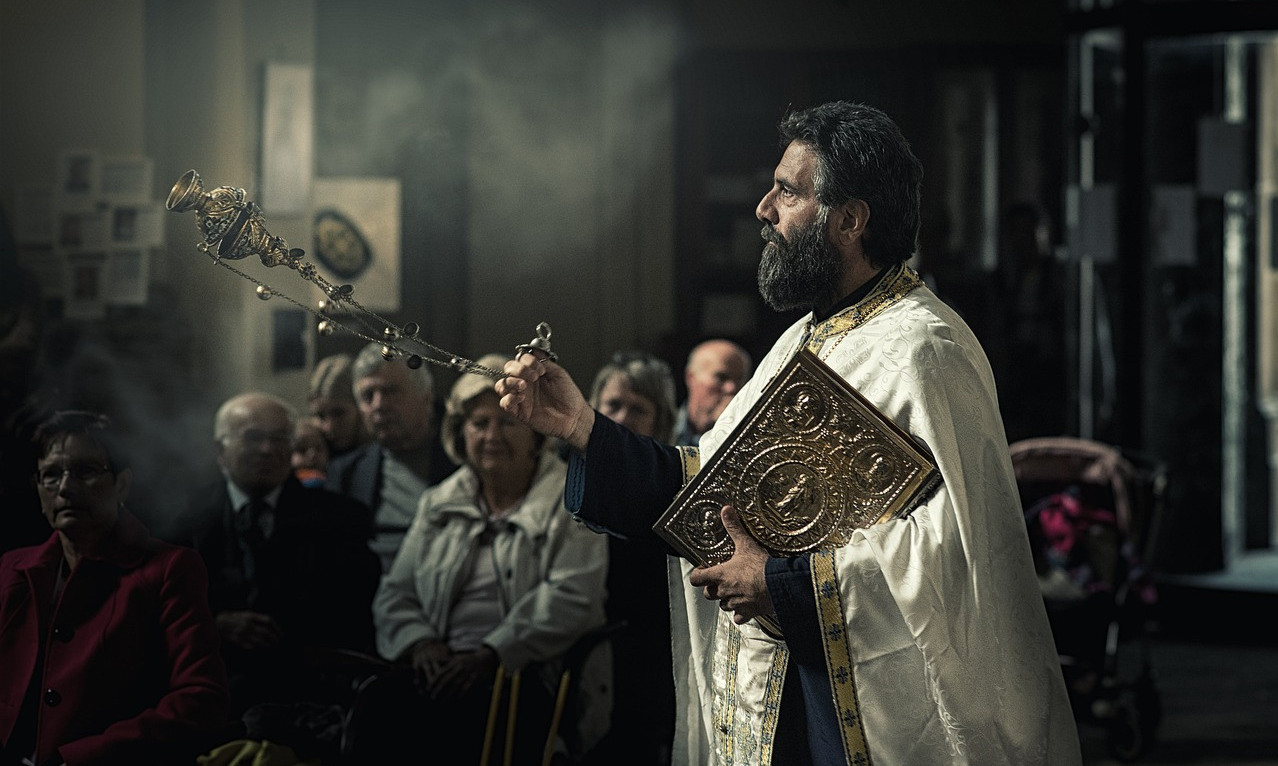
[{"xmin": 0, "ymin": 335, "xmax": 747, "ymax": 765}]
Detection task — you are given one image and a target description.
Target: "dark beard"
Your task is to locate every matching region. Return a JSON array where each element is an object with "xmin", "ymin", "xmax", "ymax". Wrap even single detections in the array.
[{"xmin": 757, "ymin": 212, "xmax": 843, "ymax": 312}]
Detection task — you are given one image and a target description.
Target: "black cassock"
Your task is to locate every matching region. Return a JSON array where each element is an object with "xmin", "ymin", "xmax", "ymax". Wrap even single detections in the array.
[{"xmin": 565, "ymin": 413, "xmax": 852, "ymax": 766}]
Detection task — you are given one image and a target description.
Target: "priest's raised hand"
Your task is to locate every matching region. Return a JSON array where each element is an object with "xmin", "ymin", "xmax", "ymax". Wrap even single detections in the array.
[{"xmin": 497, "ymin": 352, "xmax": 596, "ymax": 452}]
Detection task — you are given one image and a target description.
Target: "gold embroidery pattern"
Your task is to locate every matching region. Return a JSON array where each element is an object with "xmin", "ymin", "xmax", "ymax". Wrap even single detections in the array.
[
  {"xmin": 717, "ymin": 624, "xmax": 742, "ymax": 765},
  {"xmin": 702, "ymin": 265, "xmax": 922, "ymax": 766},
  {"xmin": 812, "ymin": 549, "xmax": 872, "ymax": 765},
  {"xmin": 806, "ymin": 263, "xmax": 924, "ymax": 353},
  {"xmin": 677, "ymin": 445, "xmax": 701, "ymax": 487},
  {"xmin": 757, "ymin": 643, "xmax": 789, "ymax": 766}
]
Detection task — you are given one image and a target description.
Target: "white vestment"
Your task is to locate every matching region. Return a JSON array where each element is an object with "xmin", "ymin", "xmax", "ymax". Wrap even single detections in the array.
[{"xmin": 667, "ymin": 268, "xmax": 1081, "ymax": 765}]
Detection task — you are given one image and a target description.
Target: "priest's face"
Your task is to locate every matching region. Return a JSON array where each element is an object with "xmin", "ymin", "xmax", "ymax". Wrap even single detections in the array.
[{"xmin": 755, "ymin": 141, "xmax": 844, "ymax": 312}]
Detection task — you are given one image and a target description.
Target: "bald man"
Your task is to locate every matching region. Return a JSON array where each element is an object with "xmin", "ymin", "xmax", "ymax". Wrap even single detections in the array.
[
  {"xmin": 673, "ymin": 338, "xmax": 752, "ymax": 447},
  {"xmin": 178, "ymin": 391, "xmax": 381, "ymax": 716}
]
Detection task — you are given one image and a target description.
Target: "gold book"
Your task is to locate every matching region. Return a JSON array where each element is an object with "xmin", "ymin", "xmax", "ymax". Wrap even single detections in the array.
[{"xmin": 654, "ymin": 348, "xmax": 942, "ymax": 568}]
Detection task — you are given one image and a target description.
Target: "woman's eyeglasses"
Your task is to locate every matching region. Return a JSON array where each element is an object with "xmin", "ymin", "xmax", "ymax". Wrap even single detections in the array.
[{"xmin": 35, "ymin": 464, "xmax": 113, "ymax": 490}]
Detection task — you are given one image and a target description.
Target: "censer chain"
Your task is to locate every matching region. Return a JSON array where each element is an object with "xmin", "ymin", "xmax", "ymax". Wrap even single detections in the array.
[{"xmin": 211, "ymin": 256, "xmax": 506, "ymax": 379}]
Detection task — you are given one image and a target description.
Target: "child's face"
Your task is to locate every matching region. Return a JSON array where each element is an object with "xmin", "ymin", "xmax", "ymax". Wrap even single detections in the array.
[{"xmin": 291, "ymin": 426, "xmax": 330, "ymax": 471}]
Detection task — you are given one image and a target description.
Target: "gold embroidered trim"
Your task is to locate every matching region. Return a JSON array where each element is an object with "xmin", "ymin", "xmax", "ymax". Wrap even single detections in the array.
[
  {"xmin": 706, "ymin": 264, "xmax": 919, "ymax": 766},
  {"xmin": 677, "ymin": 445, "xmax": 701, "ymax": 487},
  {"xmin": 805, "ymin": 263, "xmax": 924, "ymax": 353},
  {"xmin": 720, "ymin": 624, "xmax": 741, "ymax": 765},
  {"xmin": 716, "ymin": 620, "xmax": 788, "ymax": 765},
  {"xmin": 757, "ymin": 643, "xmax": 789, "ymax": 766},
  {"xmin": 812, "ymin": 549, "xmax": 872, "ymax": 765}
]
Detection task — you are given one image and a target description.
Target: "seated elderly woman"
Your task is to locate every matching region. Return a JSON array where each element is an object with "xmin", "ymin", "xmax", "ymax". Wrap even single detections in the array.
[
  {"xmin": 0, "ymin": 411, "xmax": 230, "ymax": 766},
  {"xmin": 585, "ymin": 350, "xmax": 680, "ymax": 765},
  {"xmin": 588, "ymin": 350, "xmax": 678, "ymax": 445},
  {"xmin": 372, "ymin": 354, "xmax": 610, "ymax": 765}
]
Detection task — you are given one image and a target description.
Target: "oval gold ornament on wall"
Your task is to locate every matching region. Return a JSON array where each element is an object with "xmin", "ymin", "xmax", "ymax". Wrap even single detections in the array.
[{"xmin": 312, "ymin": 209, "xmax": 372, "ymax": 280}]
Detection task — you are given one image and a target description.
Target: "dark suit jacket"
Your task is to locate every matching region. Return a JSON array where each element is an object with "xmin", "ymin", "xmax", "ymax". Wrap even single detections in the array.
[
  {"xmin": 323, "ymin": 443, "xmax": 383, "ymax": 519},
  {"xmin": 0, "ymin": 512, "xmax": 230, "ymax": 766},
  {"xmin": 179, "ymin": 476, "xmax": 381, "ymax": 707},
  {"xmin": 324, "ymin": 439, "xmax": 454, "ymax": 531}
]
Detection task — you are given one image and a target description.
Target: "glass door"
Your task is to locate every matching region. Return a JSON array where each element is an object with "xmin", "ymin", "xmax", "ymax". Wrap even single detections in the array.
[{"xmin": 1067, "ymin": 4, "xmax": 1278, "ymax": 580}]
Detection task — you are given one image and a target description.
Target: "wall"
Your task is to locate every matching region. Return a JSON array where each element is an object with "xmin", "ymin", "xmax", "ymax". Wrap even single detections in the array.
[
  {"xmin": 0, "ymin": 1, "xmax": 146, "ymax": 195},
  {"xmin": 0, "ymin": 0, "xmax": 681, "ymax": 510},
  {"xmin": 0, "ymin": 0, "xmax": 1060, "ymax": 512},
  {"xmin": 682, "ymin": 0, "xmax": 1062, "ymax": 49},
  {"xmin": 309, "ymin": 0, "xmax": 679, "ymax": 387},
  {"xmin": 463, "ymin": 1, "xmax": 678, "ymax": 383}
]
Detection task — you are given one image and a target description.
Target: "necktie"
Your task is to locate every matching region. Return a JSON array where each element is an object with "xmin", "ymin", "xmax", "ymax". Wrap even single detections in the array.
[{"xmin": 235, "ymin": 498, "xmax": 270, "ymax": 585}]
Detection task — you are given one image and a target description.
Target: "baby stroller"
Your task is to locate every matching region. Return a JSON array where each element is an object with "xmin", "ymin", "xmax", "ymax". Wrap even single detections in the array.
[{"xmin": 1009, "ymin": 436, "xmax": 1166, "ymax": 762}]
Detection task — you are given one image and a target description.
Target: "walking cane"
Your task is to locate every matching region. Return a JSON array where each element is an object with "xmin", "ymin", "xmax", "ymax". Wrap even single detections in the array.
[
  {"xmin": 480, "ymin": 666, "xmax": 507, "ymax": 766},
  {"xmin": 504, "ymin": 670, "xmax": 522, "ymax": 766},
  {"xmin": 542, "ymin": 664, "xmax": 573, "ymax": 766}
]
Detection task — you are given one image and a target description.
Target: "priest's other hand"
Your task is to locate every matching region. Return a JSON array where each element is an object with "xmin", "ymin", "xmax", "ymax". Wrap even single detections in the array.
[
  {"xmin": 497, "ymin": 352, "xmax": 595, "ymax": 452},
  {"xmin": 688, "ymin": 506, "xmax": 775, "ymax": 625}
]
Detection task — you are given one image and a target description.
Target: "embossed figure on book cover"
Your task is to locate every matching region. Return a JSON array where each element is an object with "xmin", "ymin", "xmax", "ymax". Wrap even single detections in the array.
[{"xmin": 655, "ymin": 348, "xmax": 942, "ymax": 567}]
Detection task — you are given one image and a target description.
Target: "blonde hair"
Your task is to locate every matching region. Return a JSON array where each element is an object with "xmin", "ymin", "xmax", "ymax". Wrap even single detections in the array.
[
  {"xmin": 440, "ymin": 353, "xmax": 544, "ymax": 465},
  {"xmin": 309, "ymin": 354, "xmax": 356, "ymax": 402}
]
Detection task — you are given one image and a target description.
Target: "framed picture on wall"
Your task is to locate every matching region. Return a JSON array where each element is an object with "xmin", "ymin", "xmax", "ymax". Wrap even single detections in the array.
[
  {"xmin": 64, "ymin": 251, "xmax": 107, "ymax": 320},
  {"xmin": 261, "ymin": 62, "xmax": 314, "ymax": 215},
  {"xmin": 311, "ymin": 177, "xmax": 401, "ymax": 312},
  {"xmin": 55, "ymin": 209, "xmax": 109, "ymax": 252},
  {"xmin": 272, "ymin": 308, "xmax": 308, "ymax": 372},
  {"xmin": 108, "ymin": 204, "xmax": 164, "ymax": 246},
  {"xmin": 56, "ymin": 149, "xmax": 101, "ymax": 210}
]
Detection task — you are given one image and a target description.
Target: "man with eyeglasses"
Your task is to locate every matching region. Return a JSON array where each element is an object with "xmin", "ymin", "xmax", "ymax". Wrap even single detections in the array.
[
  {"xmin": 1, "ymin": 411, "xmax": 231, "ymax": 765},
  {"xmin": 176, "ymin": 391, "xmax": 381, "ymax": 718}
]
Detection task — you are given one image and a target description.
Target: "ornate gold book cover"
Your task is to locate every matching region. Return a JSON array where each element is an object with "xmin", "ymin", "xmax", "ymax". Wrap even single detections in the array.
[{"xmin": 654, "ymin": 348, "xmax": 942, "ymax": 567}]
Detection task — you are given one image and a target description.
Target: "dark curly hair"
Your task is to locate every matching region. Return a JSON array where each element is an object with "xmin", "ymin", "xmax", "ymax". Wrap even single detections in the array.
[{"xmin": 777, "ymin": 101, "xmax": 923, "ymax": 268}]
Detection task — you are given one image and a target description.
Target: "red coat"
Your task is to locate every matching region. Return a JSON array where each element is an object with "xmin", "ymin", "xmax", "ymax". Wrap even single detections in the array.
[{"xmin": 0, "ymin": 512, "xmax": 230, "ymax": 765}]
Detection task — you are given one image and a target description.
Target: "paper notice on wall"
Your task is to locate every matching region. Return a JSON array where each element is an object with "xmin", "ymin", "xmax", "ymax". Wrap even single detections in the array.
[{"xmin": 261, "ymin": 63, "xmax": 315, "ymax": 216}]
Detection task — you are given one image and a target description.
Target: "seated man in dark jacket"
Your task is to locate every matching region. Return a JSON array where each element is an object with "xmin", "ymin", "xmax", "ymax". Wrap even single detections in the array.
[
  {"xmin": 325, "ymin": 342, "xmax": 453, "ymax": 573},
  {"xmin": 177, "ymin": 391, "xmax": 381, "ymax": 717}
]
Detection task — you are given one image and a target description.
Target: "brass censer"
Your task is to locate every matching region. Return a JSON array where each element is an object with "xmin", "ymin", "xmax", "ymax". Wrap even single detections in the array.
[{"xmin": 166, "ymin": 169, "xmax": 556, "ymax": 376}]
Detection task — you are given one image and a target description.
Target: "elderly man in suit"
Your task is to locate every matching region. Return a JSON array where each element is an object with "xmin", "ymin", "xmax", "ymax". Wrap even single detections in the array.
[
  {"xmin": 180, "ymin": 391, "xmax": 381, "ymax": 717},
  {"xmin": 672, "ymin": 338, "xmax": 752, "ymax": 447}
]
